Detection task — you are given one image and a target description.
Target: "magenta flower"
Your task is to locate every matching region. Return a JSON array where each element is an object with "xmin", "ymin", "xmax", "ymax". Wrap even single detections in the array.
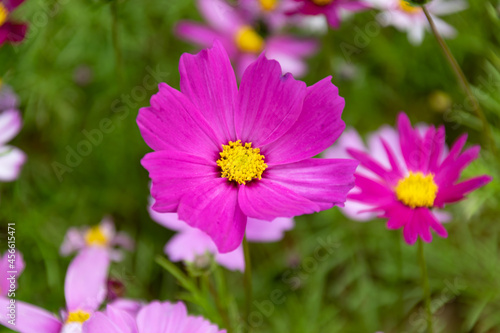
[
  {"xmin": 137, "ymin": 41, "xmax": 357, "ymax": 253},
  {"xmin": 83, "ymin": 301, "xmax": 226, "ymax": 333},
  {"xmin": 175, "ymin": 0, "xmax": 319, "ymax": 78},
  {"xmin": 0, "ymin": 251, "xmax": 24, "ymax": 297},
  {"xmin": 0, "ymin": 248, "xmax": 110, "ymax": 333},
  {"xmin": 325, "ymin": 127, "xmax": 451, "ymax": 224},
  {"xmin": 60, "ymin": 217, "xmax": 134, "ymax": 261},
  {"xmin": 287, "ymin": 0, "xmax": 369, "ymax": 28},
  {"xmin": 0, "ymin": 0, "xmax": 28, "ymax": 45},
  {"xmin": 149, "ymin": 200, "xmax": 294, "ymax": 272},
  {"xmin": 0, "ymin": 84, "xmax": 26, "ymax": 182},
  {"xmin": 342, "ymin": 113, "xmax": 492, "ymax": 244}
]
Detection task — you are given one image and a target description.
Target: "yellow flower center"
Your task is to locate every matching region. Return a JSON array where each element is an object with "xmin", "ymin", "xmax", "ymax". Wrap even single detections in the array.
[
  {"xmin": 84, "ymin": 226, "xmax": 108, "ymax": 247},
  {"xmin": 311, "ymin": 0, "xmax": 333, "ymax": 6},
  {"xmin": 216, "ymin": 140, "xmax": 267, "ymax": 185},
  {"xmin": 66, "ymin": 310, "xmax": 91, "ymax": 324},
  {"xmin": 235, "ymin": 26, "xmax": 265, "ymax": 53},
  {"xmin": 399, "ymin": 0, "xmax": 421, "ymax": 14},
  {"xmin": 395, "ymin": 172, "xmax": 438, "ymax": 208},
  {"xmin": 0, "ymin": 3, "xmax": 9, "ymax": 27},
  {"xmin": 259, "ymin": 0, "xmax": 278, "ymax": 11}
]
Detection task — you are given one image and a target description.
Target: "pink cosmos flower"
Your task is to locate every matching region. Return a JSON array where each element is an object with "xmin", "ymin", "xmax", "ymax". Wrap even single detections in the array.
[
  {"xmin": 0, "ymin": 248, "xmax": 110, "ymax": 333},
  {"xmin": 0, "ymin": 251, "xmax": 24, "ymax": 297},
  {"xmin": 369, "ymin": 0, "xmax": 467, "ymax": 45},
  {"xmin": 83, "ymin": 301, "xmax": 226, "ymax": 333},
  {"xmin": 175, "ymin": 0, "xmax": 319, "ymax": 78},
  {"xmin": 60, "ymin": 217, "xmax": 134, "ymax": 261},
  {"xmin": 0, "ymin": 84, "xmax": 26, "ymax": 182},
  {"xmin": 0, "ymin": 0, "xmax": 28, "ymax": 45},
  {"xmin": 325, "ymin": 126, "xmax": 452, "ymax": 223},
  {"xmin": 137, "ymin": 41, "xmax": 357, "ymax": 253},
  {"xmin": 149, "ymin": 200, "xmax": 294, "ymax": 272},
  {"xmin": 287, "ymin": 0, "xmax": 369, "ymax": 29},
  {"xmin": 340, "ymin": 113, "xmax": 492, "ymax": 244}
]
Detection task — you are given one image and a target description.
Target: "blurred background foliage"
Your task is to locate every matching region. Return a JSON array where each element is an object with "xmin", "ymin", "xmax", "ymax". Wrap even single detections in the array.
[{"xmin": 0, "ymin": 0, "xmax": 499, "ymax": 332}]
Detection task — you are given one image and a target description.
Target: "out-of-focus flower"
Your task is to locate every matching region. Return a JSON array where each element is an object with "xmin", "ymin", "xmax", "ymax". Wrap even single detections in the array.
[
  {"xmin": 239, "ymin": 0, "xmax": 329, "ymax": 33},
  {"xmin": 287, "ymin": 0, "xmax": 369, "ymax": 28},
  {"xmin": 370, "ymin": 0, "xmax": 467, "ymax": 45},
  {"xmin": 0, "ymin": 0, "xmax": 28, "ymax": 45},
  {"xmin": 175, "ymin": 0, "xmax": 319, "ymax": 78},
  {"xmin": 334, "ymin": 113, "xmax": 491, "ymax": 244},
  {"xmin": 149, "ymin": 200, "xmax": 294, "ymax": 272},
  {"xmin": 0, "ymin": 248, "xmax": 110, "ymax": 333},
  {"xmin": 83, "ymin": 301, "xmax": 226, "ymax": 333},
  {"xmin": 0, "ymin": 83, "xmax": 26, "ymax": 182},
  {"xmin": 0, "ymin": 251, "xmax": 24, "ymax": 297},
  {"xmin": 60, "ymin": 217, "xmax": 134, "ymax": 261},
  {"xmin": 138, "ymin": 41, "xmax": 357, "ymax": 253}
]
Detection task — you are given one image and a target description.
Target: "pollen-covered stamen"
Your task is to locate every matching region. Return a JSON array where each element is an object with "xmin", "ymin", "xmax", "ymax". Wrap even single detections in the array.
[
  {"xmin": 66, "ymin": 310, "xmax": 91, "ymax": 324},
  {"xmin": 84, "ymin": 226, "xmax": 108, "ymax": 247},
  {"xmin": 395, "ymin": 172, "xmax": 438, "ymax": 208},
  {"xmin": 311, "ymin": 0, "xmax": 333, "ymax": 6},
  {"xmin": 259, "ymin": 0, "xmax": 278, "ymax": 11},
  {"xmin": 235, "ymin": 26, "xmax": 265, "ymax": 53},
  {"xmin": 0, "ymin": 3, "xmax": 9, "ymax": 27},
  {"xmin": 399, "ymin": 0, "xmax": 421, "ymax": 14},
  {"xmin": 217, "ymin": 140, "xmax": 267, "ymax": 185}
]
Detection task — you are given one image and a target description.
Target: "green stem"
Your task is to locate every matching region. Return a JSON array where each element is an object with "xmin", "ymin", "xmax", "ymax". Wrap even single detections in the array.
[
  {"xmin": 111, "ymin": 0, "xmax": 123, "ymax": 79},
  {"xmin": 206, "ymin": 275, "xmax": 232, "ymax": 333},
  {"xmin": 422, "ymin": 5, "xmax": 496, "ymax": 153},
  {"xmin": 242, "ymin": 236, "xmax": 253, "ymax": 332},
  {"xmin": 417, "ymin": 239, "xmax": 433, "ymax": 333}
]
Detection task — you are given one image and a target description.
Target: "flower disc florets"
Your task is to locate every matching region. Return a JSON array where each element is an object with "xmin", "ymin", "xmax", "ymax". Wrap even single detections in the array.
[
  {"xmin": 217, "ymin": 140, "xmax": 267, "ymax": 185},
  {"xmin": 395, "ymin": 172, "xmax": 438, "ymax": 208}
]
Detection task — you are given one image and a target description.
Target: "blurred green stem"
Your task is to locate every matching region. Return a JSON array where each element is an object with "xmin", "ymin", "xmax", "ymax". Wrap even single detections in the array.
[
  {"xmin": 417, "ymin": 239, "xmax": 433, "ymax": 333},
  {"xmin": 205, "ymin": 275, "xmax": 232, "ymax": 333},
  {"xmin": 243, "ymin": 236, "xmax": 252, "ymax": 332},
  {"xmin": 111, "ymin": 0, "xmax": 123, "ymax": 79},
  {"xmin": 422, "ymin": 5, "xmax": 496, "ymax": 153}
]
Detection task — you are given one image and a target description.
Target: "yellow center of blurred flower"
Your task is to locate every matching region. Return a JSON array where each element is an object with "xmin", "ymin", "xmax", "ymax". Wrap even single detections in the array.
[
  {"xmin": 235, "ymin": 26, "xmax": 265, "ymax": 53},
  {"xmin": 311, "ymin": 0, "xmax": 333, "ymax": 6},
  {"xmin": 84, "ymin": 226, "xmax": 108, "ymax": 246},
  {"xmin": 0, "ymin": 3, "xmax": 9, "ymax": 27},
  {"xmin": 259, "ymin": 0, "xmax": 278, "ymax": 11},
  {"xmin": 217, "ymin": 140, "xmax": 267, "ymax": 185},
  {"xmin": 395, "ymin": 172, "xmax": 438, "ymax": 208},
  {"xmin": 66, "ymin": 310, "xmax": 91, "ymax": 324},
  {"xmin": 399, "ymin": 0, "xmax": 421, "ymax": 14}
]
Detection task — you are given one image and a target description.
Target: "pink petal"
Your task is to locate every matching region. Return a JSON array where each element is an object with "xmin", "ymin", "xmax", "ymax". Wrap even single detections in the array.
[
  {"xmin": 0, "ymin": 299, "xmax": 62, "ymax": 333},
  {"xmin": 246, "ymin": 217, "xmax": 295, "ymax": 242},
  {"xmin": 165, "ymin": 229, "xmax": 218, "ymax": 263},
  {"xmin": 238, "ymin": 178, "xmax": 320, "ymax": 220},
  {"xmin": 323, "ymin": 128, "xmax": 365, "ymax": 160},
  {"xmin": 179, "ymin": 40, "xmax": 238, "ymax": 145},
  {"xmin": 177, "ymin": 178, "xmax": 246, "ymax": 253},
  {"xmin": 263, "ymin": 76, "xmax": 345, "ymax": 165},
  {"xmin": 83, "ymin": 312, "xmax": 125, "ymax": 333},
  {"xmin": 197, "ymin": 0, "xmax": 244, "ymax": 32},
  {"xmin": 264, "ymin": 158, "xmax": 357, "ymax": 210},
  {"xmin": 136, "ymin": 301, "xmax": 185, "ymax": 332},
  {"xmin": 136, "ymin": 83, "xmax": 220, "ymax": 159},
  {"xmin": 0, "ymin": 86, "xmax": 19, "ymax": 111},
  {"xmin": 149, "ymin": 199, "xmax": 189, "ymax": 232},
  {"xmin": 142, "ymin": 151, "xmax": 219, "ymax": 212},
  {"xmin": 60, "ymin": 228, "xmax": 86, "ymax": 257},
  {"xmin": 175, "ymin": 22, "xmax": 235, "ymax": 55},
  {"xmin": 397, "ymin": 112, "xmax": 421, "ymax": 172},
  {"xmin": 65, "ymin": 247, "xmax": 110, "ymax": 312},
  {"xmin": 0, "ymin": 110, "xmax": 22, "ymax": 145},
  {"xmin": 347, "ymin": 148, "xmax": 399, "ymax": 185},
  {"xmin": 348, "ymin": 174, "xmax": 395, "ymax": 206},
  {"xmin": 3, "ymin": 22, "xmax": 27, "ymax": 43},
  {"xmin": 105, "ymin": 305, "xmax": 138, "ymax": 333},
  {"xmin": 434, "ymin": 146, "xmax": 480, "ymax": 188},
  {"xmin": 0, "ymin": 251, "xmax": 24, "ymax": 297},
  {"xmin": 435, "ymin": 175, "xmax": 492, "ymax": 207},
  {"xmin": 235, "ymin": 54, "xmax": 307, "ymax": 147},
  {"xmin": 0, "ymin": 146, "xmax": 26, "ymax": 181}
]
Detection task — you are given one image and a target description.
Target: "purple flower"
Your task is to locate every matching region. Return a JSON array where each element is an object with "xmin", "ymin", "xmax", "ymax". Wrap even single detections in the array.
[
  {"xmin": 137, "ymin": 41, "xmax": 357, "ymax": 253},
  {"xmin": 60, "ymin": 217, "xmax": 134, "ymax": 262},
  {"xmin": 0, "ymin": 0, "xmax": 28, "ymax": 45},
  {"xmin": 339, "ymin": 113, "xmax": 491, "ymax": 244},
  {"xmin": 0, "ymin": 251, "xmax": 24, "ymax": 297},
  {"xmin": 83, "ymin": 301, "xmax": 226, "ymax": 333},
  {"xmin": 0, "ymin": 84, "xmax": 26, "ymax": 182},
  {"xmin": 149, "ymin": 199, "xmax": 294, "ymax": 272},
  {"xmin": 0, "ymin": 248, "xmax": 110, "ymax": 333},
  {"xmin": 287, "ymin": 0, "xmax": 369, "ymax": 28},
  {"xmin": 175, "ymin": 0, "xmax": 319, "ymax": 78}
]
